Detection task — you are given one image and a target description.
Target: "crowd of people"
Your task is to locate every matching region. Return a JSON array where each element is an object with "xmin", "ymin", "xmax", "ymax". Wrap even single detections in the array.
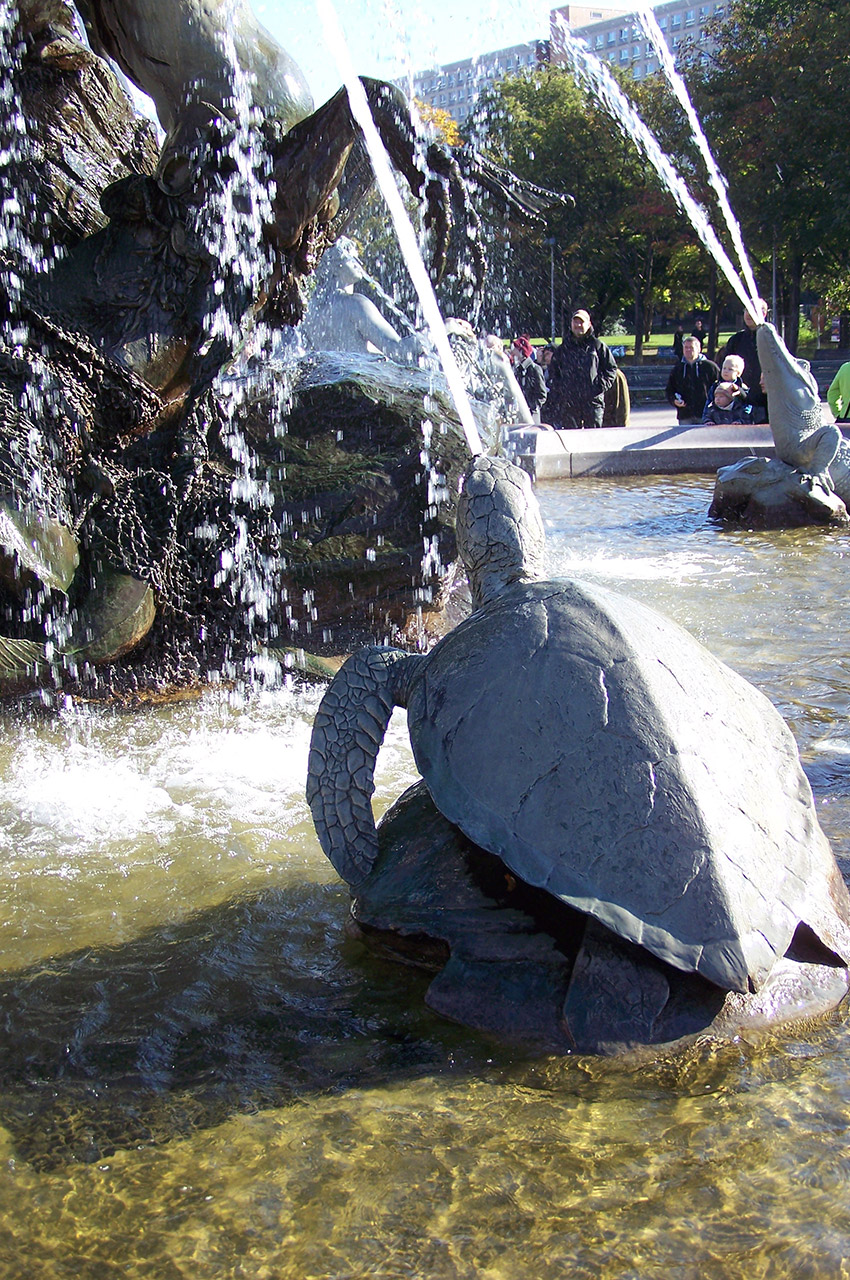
[
  {"xmin": 664, "ymin": 302, "xmax": 770, "ymax": 428},
  {"xmin": 667, "ymin": 299, "xmax": 770, "ymax": 426},
  {"xmin": 506, "ymin": 309, "xmax": 628, "ymax": 429},
  {"xmin": 501, "ymin": 297, "xmax": 794, "ymax": 431}
]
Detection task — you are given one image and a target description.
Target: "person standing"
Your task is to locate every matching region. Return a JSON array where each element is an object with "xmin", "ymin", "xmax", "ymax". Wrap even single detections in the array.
[
  {"xmin": 665, "ymin": 336, "xmax": 719, "ymax": 424},
  {"xmin": 827, "ymin": 361, "xmax": 850, "ymax": 422},
  {"xmin": 539, "ymin": 343, "xmax": 556, "ymax": 387},
  {"xmin": 602, "ymin": 368, "xmax": 631, "ymax": 427},
  {"xmin": 509, "ymin": 336, "xmax": 547, "ymax": 423},
  {"xmin": 723, "ymin": 298, "xmax": 769, "ymax": 411},
  {"xmin": 546, "ymin": 310, "xmax": 618, "ymax": 430}
]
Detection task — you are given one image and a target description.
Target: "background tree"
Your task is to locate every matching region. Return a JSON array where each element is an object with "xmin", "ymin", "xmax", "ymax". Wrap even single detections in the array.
[
  {"xmin": 685, "ymin": 0, "xmax": 850, "ymax": 351},
  {"xmin": 480, "ymin": 67, "xmax": 699, "ymax": 352}
]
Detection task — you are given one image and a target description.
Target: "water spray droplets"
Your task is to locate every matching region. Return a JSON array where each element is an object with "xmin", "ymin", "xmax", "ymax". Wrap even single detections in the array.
[
  {"xmin": 317, "ymin": 0, "xmax": 484, "ymax": 457},
  {"xmin": 551, "ymin": 12, "xmax": 763, "ymax": 318},
  {"xmin": 634, "ymin": 3, "xmax": 760, "ymax": 308}
]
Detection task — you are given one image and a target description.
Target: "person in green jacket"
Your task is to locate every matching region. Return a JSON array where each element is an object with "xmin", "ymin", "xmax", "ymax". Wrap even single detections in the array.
[{"xmin": 827, "ymin": 361, "xmax": 850, "ymax": 422}]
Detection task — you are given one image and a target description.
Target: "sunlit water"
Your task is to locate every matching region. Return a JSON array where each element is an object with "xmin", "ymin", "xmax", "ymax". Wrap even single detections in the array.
[{"xmin": 3, "ymin": 475, "xmax": 850, "ymax": 1278}]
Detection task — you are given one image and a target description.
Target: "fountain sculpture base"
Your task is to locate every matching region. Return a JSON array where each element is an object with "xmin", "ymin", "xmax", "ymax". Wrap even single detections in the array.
[
  {"xmin": 709, "ymin": 457, "xmax": 850, "ymax": 528},
  {"xmin": 351, "ymin": 782, "xmax": 850, "ymax": 1057}
]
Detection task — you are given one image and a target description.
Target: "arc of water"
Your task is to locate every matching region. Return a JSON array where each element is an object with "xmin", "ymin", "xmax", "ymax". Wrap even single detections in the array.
[
  {"xmin": 634, "ymin": 3, "xmax": 761, "ymax": 310},
  {"xmin": 315, "ymin": 0, "xmax": 484, "ymax": 457},
  {"xmin": 551, "ymin": 14, "xmax": 760, "ymax": 318}
]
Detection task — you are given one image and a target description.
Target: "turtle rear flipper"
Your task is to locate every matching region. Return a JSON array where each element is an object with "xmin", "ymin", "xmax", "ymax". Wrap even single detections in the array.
[{"xmin": 563, "ymin": 918, "xmax": 673, "ymax": 1054}]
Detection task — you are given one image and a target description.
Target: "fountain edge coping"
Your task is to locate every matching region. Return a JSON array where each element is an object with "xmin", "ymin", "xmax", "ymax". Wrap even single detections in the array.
[{"xmin": 506, "ymin": 424, "xmax": 850, "ymax": 481}]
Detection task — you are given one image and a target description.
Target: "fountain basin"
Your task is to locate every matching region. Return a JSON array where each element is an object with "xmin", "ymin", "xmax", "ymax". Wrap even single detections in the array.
[
  {"xmin": 0, "ymin": 474, "xmax": 848, "ymax": 1276},
  {"xmin": 509, "ymin": 423, "xmax": 783, "ymax": 480}
]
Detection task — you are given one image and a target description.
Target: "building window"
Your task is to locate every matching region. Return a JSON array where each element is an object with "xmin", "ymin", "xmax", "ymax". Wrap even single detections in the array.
[
  {"xmin": 595, "ymin": 34, "xmax": 604, "ymax": 47},
  {"xmin": 619, "ymin": 26, "xmax": 629, "ymax": 40},
  {"xmin": 620, "ymin": 47, "xmax": 629, "ymax": 61},
  {"xmin": 671, "ymin": 13, "xmax": 681, "ymax": 26},
  {"xmin": 632, "ymin": 45, "xmax": 640, "ymax": 58},
  {"xmin": 634, "ymin": 65, "xmax": 642, "ymax": 78},
  {"xmin": 607, "ymin": 30, "xmax": 616, "ymax": 44},
  {"xmin": 699, "ymin": 5, "xmax": 709, "ymax": 16},
  {"xmin": 658, "ymin": 16, "xmax": 667, "ymax": 27},
  {"xmin": 646, "ymin": 58, "xmax": 655, "ymax": 72},
  {"xmin": 685, "ymin": 9, "xmax": 695, "ymax": 23}
]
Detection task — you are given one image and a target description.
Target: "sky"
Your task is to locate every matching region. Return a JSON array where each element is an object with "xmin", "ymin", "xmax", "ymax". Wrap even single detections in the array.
[{"xmin": 252, "ymin": 0, "xmax": 624, "ymax": 105}]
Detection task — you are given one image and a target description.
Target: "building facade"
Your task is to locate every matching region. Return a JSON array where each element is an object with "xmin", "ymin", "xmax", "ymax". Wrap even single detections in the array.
[
  {"xmin": 409, "ymin": 0, "xmax": 725, "ymax": 123},
  {"xmin": 552, "ymin": 0, "xmax": 727, "ymax": 81},
  {"xmin": 408, "ymin": 41, "xmax": 552, "ymax": 125}
]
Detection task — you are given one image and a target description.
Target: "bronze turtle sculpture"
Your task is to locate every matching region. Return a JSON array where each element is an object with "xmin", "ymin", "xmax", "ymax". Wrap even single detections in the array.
[{"xmin": 307, "ymin": 456, "xmax": 850, "ymax": 1051}]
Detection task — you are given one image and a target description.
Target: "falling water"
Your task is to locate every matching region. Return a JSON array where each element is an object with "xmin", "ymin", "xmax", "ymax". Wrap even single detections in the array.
[
  {"xmin": 551, "ymin": 12, "xmax": 762, "ymax": 318},
  {"xmin": 178, "ymin": 5, "xmax": 293, "ymax": 674},
  {"xmin": 0, "ymin": 1, "xmax": 80, "ymax": 671},
  {"xmin": 0, "ymin": 0, "xmax": 24, "ymax": 334},
  {"xmin": 316, "ymin": 0, "xmax": 484, "ymax": 457},
  {"xmin": 634, "ymin": 2, "xmax": 761, "ymax": 308}
]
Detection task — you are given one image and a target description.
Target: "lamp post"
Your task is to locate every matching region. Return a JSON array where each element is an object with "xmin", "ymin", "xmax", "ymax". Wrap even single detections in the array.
[{"xmin": 544, "ymin": 237, "xmax": 557, "ymax": 340}]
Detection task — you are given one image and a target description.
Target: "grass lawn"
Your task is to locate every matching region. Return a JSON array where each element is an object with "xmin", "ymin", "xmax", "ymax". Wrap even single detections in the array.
[{"xmin": 527, "ymin": 332, "xmax": 736, "ymax": 358}]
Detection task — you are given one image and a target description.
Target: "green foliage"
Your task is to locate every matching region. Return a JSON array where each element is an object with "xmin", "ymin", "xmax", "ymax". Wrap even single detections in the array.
[
  {"xmin": 480, "ymin": 67, "xmax": 697, "ymax": 343},
  {"xmin": 796, "ymin": 314, "xmax": 820, "ymax": 349},
  {"xmin": 349, "ymin": 6, "xmax": 850, "ymax": 351},
  {"xmin": 685, "ymin": 0, "xmax": 850, "ymax": 346}
]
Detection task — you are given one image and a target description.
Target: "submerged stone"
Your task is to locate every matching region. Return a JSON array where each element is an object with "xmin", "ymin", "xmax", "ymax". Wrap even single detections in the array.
[
  {"xmin": 361, "ymin": 783, "xmax": 850, "ymax": 1057},
  {"xmin": 709, "ymin": 456, "xmax": 850, "ymax": 528}
]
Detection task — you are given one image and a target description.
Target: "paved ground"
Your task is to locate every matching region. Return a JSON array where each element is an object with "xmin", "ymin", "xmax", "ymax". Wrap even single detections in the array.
[
  {"xmin": 516, "ymin": 400, "xmax": 844, "ymax": 480},
  {"xmin": 627, "ymin": 400, "xmax": 835, "ymax": 431},
  {"xmin": 628, "ymin": 402, "xmax": 678, "ymax": 431}
]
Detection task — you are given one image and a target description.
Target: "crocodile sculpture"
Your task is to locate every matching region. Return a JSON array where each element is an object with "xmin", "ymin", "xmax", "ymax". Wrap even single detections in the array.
[{"xmin": 710, "ymin": 323, "xmax": 850, "ymax": 527}]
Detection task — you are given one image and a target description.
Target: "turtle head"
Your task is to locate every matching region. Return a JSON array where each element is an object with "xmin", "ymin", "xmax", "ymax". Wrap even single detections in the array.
[{"xmin": 456, "ymin": 456, "xmax": 545, "ymax": 608}]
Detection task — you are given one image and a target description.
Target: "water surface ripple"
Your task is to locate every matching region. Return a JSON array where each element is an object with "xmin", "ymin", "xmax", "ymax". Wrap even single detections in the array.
[{"xmin": 1, "ymin": 475, "xmax": 850, "ymax": 1278}]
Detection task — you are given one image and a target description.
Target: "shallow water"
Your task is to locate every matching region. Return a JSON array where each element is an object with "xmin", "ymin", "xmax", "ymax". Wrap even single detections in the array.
[{"xmin": 2, "ymin": 474, "xmax": 850, "ymax": 1279}]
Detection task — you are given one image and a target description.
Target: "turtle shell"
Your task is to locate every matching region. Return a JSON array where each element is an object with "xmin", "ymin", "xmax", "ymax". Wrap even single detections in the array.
[{"xmin": 406, "ymin": 577, "xmax": 850, "ymax": 993}]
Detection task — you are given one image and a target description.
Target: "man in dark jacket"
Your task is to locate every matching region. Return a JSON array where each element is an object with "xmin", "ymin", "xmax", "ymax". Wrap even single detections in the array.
[
  {"xmin": 723, "ymin": 298, "xmax": 769, "ymax": 417},
  {"xmin": 547, "ymin": 310, "xmax": 618, "ymax": 429},
  {"xmin": 665, "ymin": 336, "xmax": 719, "ymax": 424},
  {"xmin": 510, "ymin": 335, "xmax": 547, "ymax": 422}
]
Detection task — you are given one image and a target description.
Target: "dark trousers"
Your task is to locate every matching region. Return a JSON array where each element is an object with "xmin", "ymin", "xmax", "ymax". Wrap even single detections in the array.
[{"xmin": 554, "ymin": 401, "xmax": 604, "ymax": 430}]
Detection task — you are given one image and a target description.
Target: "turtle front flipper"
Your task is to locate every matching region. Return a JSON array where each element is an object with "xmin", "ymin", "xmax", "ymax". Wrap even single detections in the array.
[{"xmin": 307, "ymin": 647, "xmax": 420, "ymax": 886}]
